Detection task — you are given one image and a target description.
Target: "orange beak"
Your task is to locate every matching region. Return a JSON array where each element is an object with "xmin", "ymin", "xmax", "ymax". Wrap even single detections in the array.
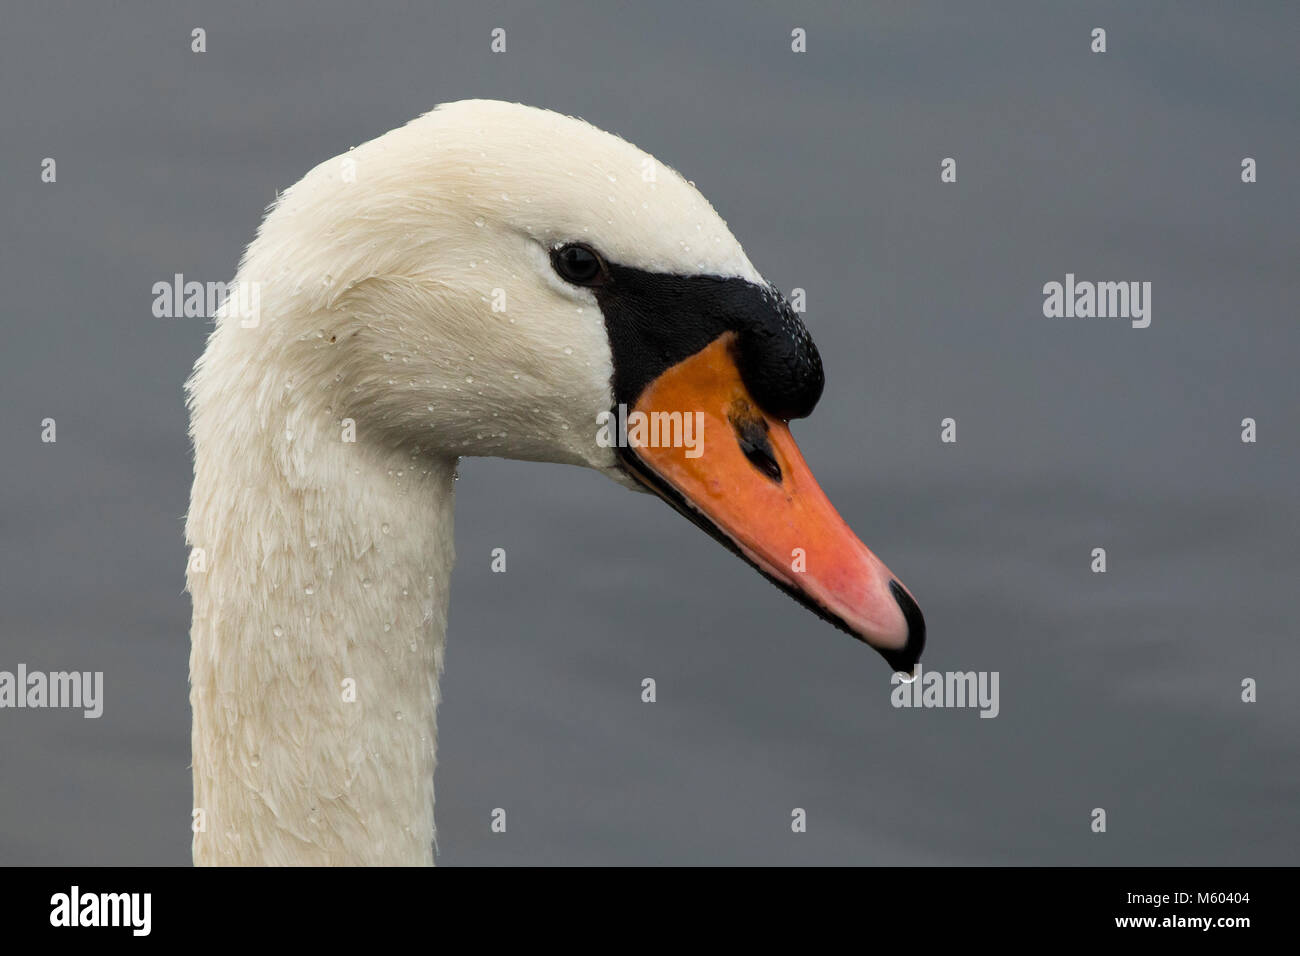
[{"xmin": 616, "ymin": 333, "xmax": 924, "ymax": 672}]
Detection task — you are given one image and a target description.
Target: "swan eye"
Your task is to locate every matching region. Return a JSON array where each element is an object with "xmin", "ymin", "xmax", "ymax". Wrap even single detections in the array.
[{"xmin": 551, "ymin": 243, "xmax": 606, "ymax": 286}]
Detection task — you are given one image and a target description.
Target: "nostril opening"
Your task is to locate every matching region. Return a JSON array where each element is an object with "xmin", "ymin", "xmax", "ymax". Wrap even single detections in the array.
[
  {"xmin": 741, "ymin": 441, "xmax": 782, "ymax": 482},
  {"xmin": 728, "ymin": 409, "xmax": 782, "ymax": 483}
]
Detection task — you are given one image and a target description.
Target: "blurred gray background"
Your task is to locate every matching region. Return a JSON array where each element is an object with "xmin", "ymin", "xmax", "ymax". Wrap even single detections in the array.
[{"xmin": 1, "ymin": 1, "xmax": 1296, "ymax": 864}]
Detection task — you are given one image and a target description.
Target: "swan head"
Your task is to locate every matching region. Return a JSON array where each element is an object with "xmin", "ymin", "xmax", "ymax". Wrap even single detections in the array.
[{"xmin": 222, "ymin": 99, "xmax": 923, "ymax": 672}]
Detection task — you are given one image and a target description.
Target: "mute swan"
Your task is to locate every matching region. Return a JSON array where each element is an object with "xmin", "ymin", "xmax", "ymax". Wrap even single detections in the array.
[{"xmin": 185, "ymin": 100, "xmax": 923, "ymax": 865}]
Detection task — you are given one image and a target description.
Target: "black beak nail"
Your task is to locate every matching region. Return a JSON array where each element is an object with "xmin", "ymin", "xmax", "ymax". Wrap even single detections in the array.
[{"xmin": 881, "ymin": 579, "xmax": 926, "ymax": 675}]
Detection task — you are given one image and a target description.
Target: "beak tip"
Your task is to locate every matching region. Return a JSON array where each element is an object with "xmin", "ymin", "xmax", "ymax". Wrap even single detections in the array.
[{"xmin": 881, "ymin": 579, "xmax": 926, "ymax": 675}]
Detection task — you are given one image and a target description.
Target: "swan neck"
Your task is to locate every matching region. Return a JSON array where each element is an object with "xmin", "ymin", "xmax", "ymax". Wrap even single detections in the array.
[{"xmin": 187, "ymin": 404, "xmax": 457, "ymax": 865}]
